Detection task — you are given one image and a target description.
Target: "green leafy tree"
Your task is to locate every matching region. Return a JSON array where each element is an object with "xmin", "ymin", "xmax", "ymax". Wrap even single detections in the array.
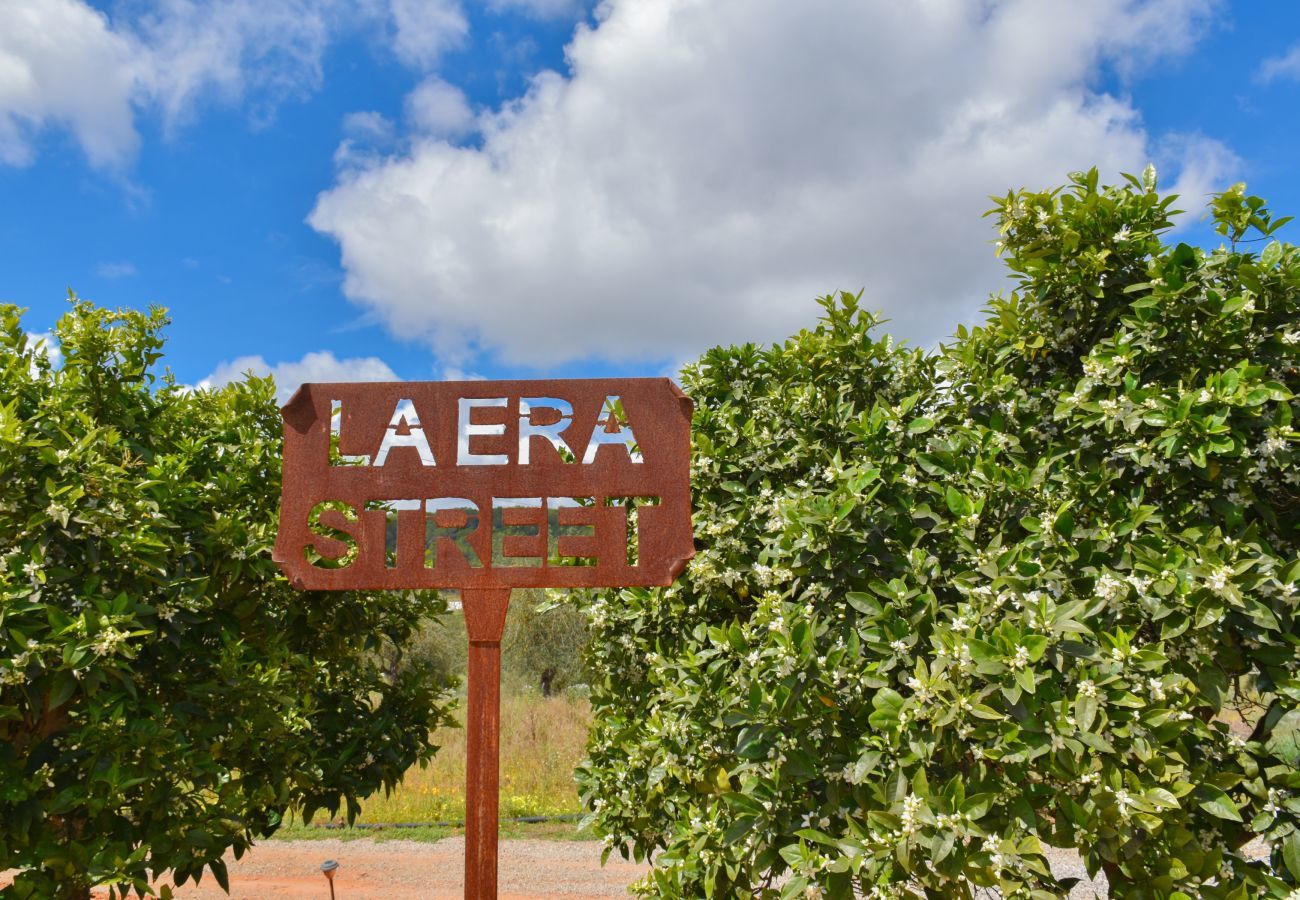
[
  {"xmin": 396, "ymin": 589, "xmax": 588, "ymax": 696},
  {"xmin": 577, "ymin": 171, "xmax": 1300, "ymax": 897},
  {"xmin": 504, "ymin": 591, "xmax": 589, "ymax": 696},
  {"xmin": 0, "ymin": 299, "xmax": 457, "ymax": 899}
]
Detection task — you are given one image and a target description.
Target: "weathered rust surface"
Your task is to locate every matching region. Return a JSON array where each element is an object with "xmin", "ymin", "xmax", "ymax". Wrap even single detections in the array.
[
  {"xmin": 273, "ymin": 378, "xmax": 694, "ymax": 900},
  {"xmin": 273, "ymin": 378, "xmax": 694, "ymax": 591},
  {"xmin": 463, "ymin": 588, "xmax": 510, "ymax": 900}
]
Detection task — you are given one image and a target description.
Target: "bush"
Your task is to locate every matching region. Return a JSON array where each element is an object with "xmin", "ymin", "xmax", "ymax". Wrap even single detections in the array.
[
  {"xmin": 0, "ymin": 299, "xmax": 457, "ymax": 898},
  {"xmin": 577, "ymin": 171, "xmax": 1300, "ymax": 897},
  {"xmin": 395, "ymin": 589, "xmax": 588, "ymax": 697},
  {"xmin": 503, "ymin": 590, "xmax": 589, "ymax": 697}
]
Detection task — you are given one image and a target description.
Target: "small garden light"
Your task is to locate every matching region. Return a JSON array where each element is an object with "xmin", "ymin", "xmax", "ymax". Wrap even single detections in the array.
[{"xmin": 320, "ymin": 859, "xmax": 339, "ymax": 899}]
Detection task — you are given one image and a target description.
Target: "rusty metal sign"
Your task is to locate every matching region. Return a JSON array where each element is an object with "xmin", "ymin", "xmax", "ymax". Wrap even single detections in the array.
[
  {"xmin": 274, "ymin": 378, "xmax": 693, "ymax": 591},
  {"xmin": 273, "ymin": 377, "xmax": 693, "ymax": 900}
]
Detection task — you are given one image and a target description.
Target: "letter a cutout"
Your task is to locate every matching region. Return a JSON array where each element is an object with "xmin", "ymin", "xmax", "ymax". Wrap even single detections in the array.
[
  {"xmin": 374, "ymin": 399, "xmax": 436, "ymax": 466},
  {"xmin": 582, "ymin": 395, "xmax": 643, "ymax": 464}
]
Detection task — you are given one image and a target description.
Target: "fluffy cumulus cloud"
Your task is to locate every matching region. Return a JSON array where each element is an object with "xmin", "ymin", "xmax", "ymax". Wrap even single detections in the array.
[
  {"xmin": 0, "ymin": 0, "xmax": 468, "ymax": 168},
  {"xmin": 387, "ymin": 0, "xmax": 468, "ymax": 69},
  {"xmin": 310, "ymin": 0, "xmax": 1235, "ymax": 366},
  {"xmin": 200, "ymin": 350, "xmax": 397, "ymax": 404},
  {"xmin": 405, "ymin": 77, "xmax": 475, "ymax": 139},
  {"xmin": 0, "ymin": 0, "xmax": 140, "ymax": 167},
  {"xmin": 1257, "ymin": 43, "xmax": 1300, "ymax": 83}
]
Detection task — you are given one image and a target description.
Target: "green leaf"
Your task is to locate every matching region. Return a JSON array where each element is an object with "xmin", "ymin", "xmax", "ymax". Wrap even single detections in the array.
[
  {"xmin": 1075, "ymin": 694, "xmax": 1098, "ymax": 732},
  {"xmin": 868, "ymin": 688, "xmax": 905, "ymax": 730},
  {"xmin": 209, "ymin": 858, "xmax": 229, "ymax": 893},
  {"xmin": 945, "ymin": 486, "xmax": 974, "ymax": 518},
  {"xmin": 1021, "ymin": 635, "xmax": 1048, "ymax": 662},
  {"xmin": 727, "ymin": 624, "xmax": 747, "ymax": 653},
  {"xmin": 47, "ymin": 671, "xmax": 78, "ymax": 709},
  {"xmin": 1284, "ymin": 831, "xmax": 1300, "ymax": 881},
  {"xmin": 1195, "ymin": 785, "xmax": 1243, "ymax": 822},
  {"xmin": 846, "ymin": 592, "xmax": 881, "ymax": 615}
]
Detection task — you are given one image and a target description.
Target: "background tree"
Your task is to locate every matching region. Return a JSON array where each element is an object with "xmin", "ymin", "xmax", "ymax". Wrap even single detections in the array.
[
  {"xmin": 0, "ymin": 299, "xmax": 457, "ymax": 899},
  {"xmin": 398, "ymin": 589, "xmax": 589, "ymax": 697},
  {"xmin": 577, "ymin": 172, "xmax": 1300, "ymax": 897},
  {"xmin": 504, "ymin": 591, "xmax": 589, "ymax": 697}
]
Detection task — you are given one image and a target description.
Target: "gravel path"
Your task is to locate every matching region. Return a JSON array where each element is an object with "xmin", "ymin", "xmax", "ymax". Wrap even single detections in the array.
[
  {"xmin": 6, "ymin": 838, "xmax": 1268, "ymax": 898},
  {"xmin": 149, "ymin": 838, "xmax": 649, "ymax": 899},
  {"xmin": 84, "ymin": 842, "xmax": 1182, "ymax": 899}
]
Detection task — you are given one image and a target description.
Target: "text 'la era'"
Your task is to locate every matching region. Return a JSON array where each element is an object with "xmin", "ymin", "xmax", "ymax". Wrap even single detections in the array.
[{"xmin": 332, "ymin": 395, "xmax": 643, "ymax": 467}]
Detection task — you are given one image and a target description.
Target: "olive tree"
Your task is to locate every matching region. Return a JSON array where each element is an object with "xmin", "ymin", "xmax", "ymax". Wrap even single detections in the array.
[
  {"xmin": 577, "ymin": 172, "xmax": 1300, "ymax": 897},
  {"xmin": 0, "ymin": 299, "xmax": 457, "ymax": 899}
]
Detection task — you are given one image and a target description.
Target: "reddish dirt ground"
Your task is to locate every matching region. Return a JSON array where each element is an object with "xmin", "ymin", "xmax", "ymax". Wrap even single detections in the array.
[{"xmin": 28, "ymin": 838, "xmax": 646, "ymax": 899}]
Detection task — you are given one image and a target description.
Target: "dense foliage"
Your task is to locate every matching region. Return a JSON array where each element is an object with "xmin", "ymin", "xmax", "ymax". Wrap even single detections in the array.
[
  {"xmin": 0, "ymin": 300, "xmax": 457, "ymax": 899},
  {"xmin": 578, "ymin": 172, "xmax": 1300, "ymax": 897},
  {"xmin": 403, "ymin": 589, "xmax": 589, "ymax": 696}
]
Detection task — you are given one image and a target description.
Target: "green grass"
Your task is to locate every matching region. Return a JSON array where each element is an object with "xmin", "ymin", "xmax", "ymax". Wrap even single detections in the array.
[
  {"xmin": 277, "ymin": 691, "xmax": 593, "ymax": 841},
  {"xmin": 270, "ymin": 819, "xmax": 595, "ymax": 843}
]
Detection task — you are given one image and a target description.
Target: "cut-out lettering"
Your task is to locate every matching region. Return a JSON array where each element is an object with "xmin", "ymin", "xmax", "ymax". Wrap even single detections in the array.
[
  {"xmin": 547, "ymin": 497, "xmax": 596, "ymax": 567},
  {"xmin": 583, "ymin": 395, "xmax": 643, "ymax": 464},
  {"xmin": 425, "ymin": 497, "xmax": 483, "ymax": 568},
  {"xmin": 368, "ymin": 498, "xmax": 421, "ymax": 568},
  {"xmin": 330, "ymin": 400, "xmax": 371, "ymax": 466},
  {"xmin": 306, "ymin": 500, "xmax": 360, "ymax": 569},
  {"xmin": 276, "ymin": 378, "xmax": 693, "ymax": 590},
  {"xmin": 518, "ymin": 397, "xmax": 574, "ymax": 464},
  {"xmin": 603, "ymin": 495, "xmax": 660, "ymax": 564},
  {"xmin": 374, "ymin": 399, "xmax": 436, "ymax": 467},
  {"xmin": 492, "ymin": 497, "xmax": 543, "ymax": 568},
  {"xmin": 458, "ymin": 398, "xmax": 509, "ymax": 465}
]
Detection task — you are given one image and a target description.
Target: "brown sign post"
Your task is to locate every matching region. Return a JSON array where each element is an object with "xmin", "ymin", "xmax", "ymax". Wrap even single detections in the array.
[{"xmin": 273, "ymin": 378, "xmax": 693, "ymax": 898}]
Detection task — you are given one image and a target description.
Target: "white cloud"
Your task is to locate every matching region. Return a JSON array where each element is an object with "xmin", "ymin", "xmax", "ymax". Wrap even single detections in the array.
[
  {"xmin": 440, "ymin": 366, "xmax": 486, "ymax": 381},
  {"xmin": 387, "ymin": 0, "xmax": 468, "ymax": 69},
  {"xmin": 308, "ymin": 0, "xmax": 1227, "ymax": 366},
  {"xmin": 405, "ymin": 77, "xmax": 475, "ymax": 139},
  {"xmin": 25, "ymin": 331, "xmax": 63, "ymax": 372},
  {"xmin": 335, "ymin": 110, "xmax": 397, "ymax": 168},
  {"xmin": 1156, "ymin": 133, "xmax": 1240, "ymax": 225},
  {"xmin": 1257, "ymin": 43, "xmax": 1300, "ymax": 83},
  {"xmin": 199, "ymin": 350, "xmax": 397, "ymax": 404},
  {"xmin": 487, "ymin": 0, "xmax": 586, "ymax": 21},
  {"xmin": 343, "ymin": 110, "xmax": 395, "ymax": 143},
  {"xmin": 95, "ymin": 260, "xmax": 137, "ymax": 278},
  {"xmin": 0, "ymin": 0, "xmax": 470, "ymax": 168},
  {"xmin": 130, "ymin": 0, "xmax": 337, "ymax": 132},
  {"xmin": 0, "ymin": 0, "xmax": 140, "ymax": 167}
]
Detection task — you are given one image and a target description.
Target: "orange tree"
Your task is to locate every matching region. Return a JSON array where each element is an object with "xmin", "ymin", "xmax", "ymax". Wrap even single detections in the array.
[
  {"xmin": 577, "ymin": 172, "xmax": 1300, "ymax": 897},
  {"xmin": 0, "ymin": 299, "xmax": 456, "ymax": 899}
]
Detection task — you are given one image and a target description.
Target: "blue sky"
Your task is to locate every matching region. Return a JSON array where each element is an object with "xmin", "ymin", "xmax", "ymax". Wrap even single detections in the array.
[{"xmin": 3, "ymin": 0, "xmax": 1300, "ymax": 399}]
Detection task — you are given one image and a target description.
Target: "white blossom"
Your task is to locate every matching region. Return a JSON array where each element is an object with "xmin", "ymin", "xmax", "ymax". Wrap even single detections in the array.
[
  {"xmin": 1207, "ymin": 565, "xmax": 1233, "ymax": 595},
  {"xmin": 899, "ymin": 793, "xmax": 925, "ymax": 836},
  {"xmin": 91, "ymin": 627, "xmax": 130, "ymax": 657},
  {"xmin": 1095, "ymin": 574, "xmax": 1126, "ymax": 603}
]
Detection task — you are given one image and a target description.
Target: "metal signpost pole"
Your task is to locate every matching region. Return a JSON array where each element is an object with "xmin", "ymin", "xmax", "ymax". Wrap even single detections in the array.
[{"xmin": 461, "ymin": 588, "xmax": 512, "ymax": 900}]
